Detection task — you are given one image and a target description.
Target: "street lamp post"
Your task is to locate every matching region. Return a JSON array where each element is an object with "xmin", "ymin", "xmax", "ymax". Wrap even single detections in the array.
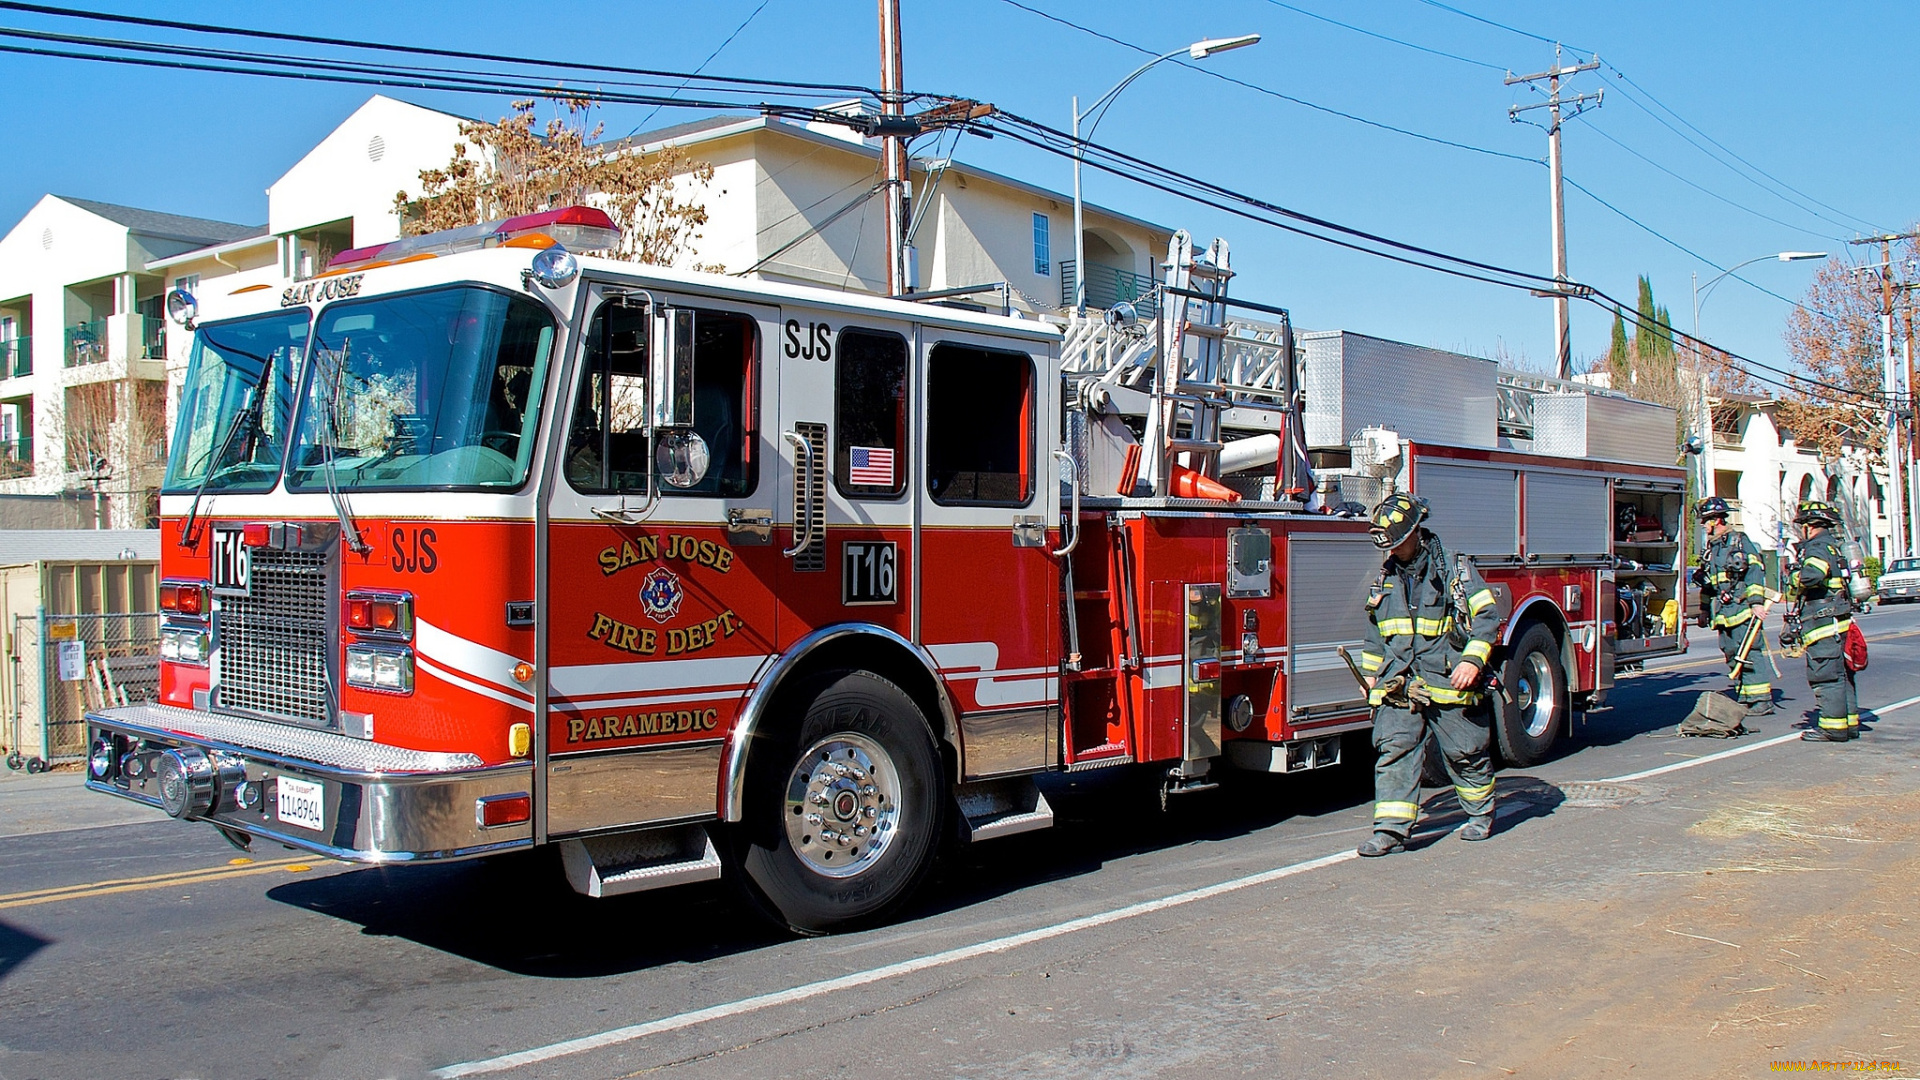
[
  {"xmin": 1688, "ymin": 251, "xmax": 1826, "ymax": 548},
  {"xmin": 1072, "ymin": 34, "xmax": 1259, "ymax": 314}
]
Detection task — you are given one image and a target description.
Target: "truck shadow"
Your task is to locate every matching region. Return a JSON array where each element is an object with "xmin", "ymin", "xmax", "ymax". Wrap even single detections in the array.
[
  {"xmin": 0, "ymin": 920, "xmax": 51, "ymax": 987},
  {"xmin": 1567, "ymin": 665, "xmax": 1812, "ymax": 749},
  {"xmin": 265, "ymin": 750, "xmax": 1567, "ymax": 977}
]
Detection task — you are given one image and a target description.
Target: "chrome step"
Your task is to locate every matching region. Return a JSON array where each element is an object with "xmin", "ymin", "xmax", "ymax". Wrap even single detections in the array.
[
  {"xmin": 560, "ymin": 823, "xmax": 721, "ymax": 898},
  {"xmin": 956, "ymin": 776, "xmax": 1055, "ymax": 842}
]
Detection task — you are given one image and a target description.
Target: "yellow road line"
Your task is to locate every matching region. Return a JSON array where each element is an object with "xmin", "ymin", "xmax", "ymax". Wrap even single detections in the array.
[{"xmin": 0, "ymin": 856, "xmax": 324, "ymax": 910}]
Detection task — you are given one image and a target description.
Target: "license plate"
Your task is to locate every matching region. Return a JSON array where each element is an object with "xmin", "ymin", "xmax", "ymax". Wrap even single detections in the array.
[
  {"xmin": 276, "ymin": 776, "xmax": 325, "ymax": 832},
  {"xmin": 210, "ymin": 527, "xmax": 251, "ymax": 597}
]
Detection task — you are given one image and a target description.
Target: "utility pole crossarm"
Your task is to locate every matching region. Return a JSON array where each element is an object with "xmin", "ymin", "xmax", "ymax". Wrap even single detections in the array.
[{"xmin": 1503, "ymin": 55, "xmax": 1600, "ymax": 86}]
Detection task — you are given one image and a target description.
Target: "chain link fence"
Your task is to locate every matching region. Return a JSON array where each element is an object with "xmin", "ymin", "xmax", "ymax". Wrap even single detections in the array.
[{"xmin": 9, "ymin": 611, "xmax": 158, "ymax": 764}]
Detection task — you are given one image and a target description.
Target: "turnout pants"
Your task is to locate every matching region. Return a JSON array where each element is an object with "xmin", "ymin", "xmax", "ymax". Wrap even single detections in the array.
[
  {"xmin": 1717, "ymin": 620, "xmax": 1772, "ymax": 703},
  {"xmin": 1806, "ymin": 636, "xmax": 1860, "ymax": 733},
  {"xmin": 1371, "ymin": 700, "xmax": 1495, "ymax": 837}
]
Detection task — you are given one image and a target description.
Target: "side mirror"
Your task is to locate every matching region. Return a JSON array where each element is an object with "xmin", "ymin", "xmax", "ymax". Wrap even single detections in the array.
[
  {"xmin": 649, "ymin": 306, "xmax": 695, "ymax": 432},
  {"xmin": 656, "ymin": 430, "xmax": 711, "ymax": 489}
]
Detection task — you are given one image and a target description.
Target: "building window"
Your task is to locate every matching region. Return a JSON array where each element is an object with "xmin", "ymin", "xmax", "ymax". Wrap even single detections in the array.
[
  {"xmin": 1032, "ymin": 213, "xmax": 1050, "ymax": 276},
  {"xmin": 173, "ymin": 273, "xmax": 200, "ymax": 295}
]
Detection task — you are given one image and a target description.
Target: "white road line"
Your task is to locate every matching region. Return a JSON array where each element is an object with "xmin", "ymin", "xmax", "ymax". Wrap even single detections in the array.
[
  {"xmin": 431, "ymin": 849, "xmax": 1358, "ymax": 1078},
  {"xmin": 1599, "ymin": 691, "xmax": 1920, "ymax": 784},
  {"xmin": 437, "ymin": 688, "xmax": 1920, "ymax": 1078}
]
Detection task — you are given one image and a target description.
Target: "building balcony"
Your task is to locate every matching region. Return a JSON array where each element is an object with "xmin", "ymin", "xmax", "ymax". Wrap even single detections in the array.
[
  {"xmin": 0, "ymin": 335, "xmax": 28, "ymax": 379},
  {"xmin": 64, "ymin": 319, "xmax": 107, "ymax": 368},
  {"xmin": 62, "ymin": 316, "xmax": 166, "ymax": 383},
  {"xmin": 1059, "ymin": 261, "xmax": 1159, "ymax": 317},
  {"xmin": 0, "ymin": 436, "xmax": 32, "ymax": 479}
]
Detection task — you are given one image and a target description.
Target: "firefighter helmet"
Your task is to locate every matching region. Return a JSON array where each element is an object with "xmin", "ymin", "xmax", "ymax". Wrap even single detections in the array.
[
  {"xmin": 1794, "ymin": 499, "xmax": 1842, "ymax": 528},
  {"xmin": 1368, "ymin": 493, "xmax": 1430, "ymax": 549},
  {"xmin": 1696, "ymin": 496, "xmax": 1732, "ymax": 522}
]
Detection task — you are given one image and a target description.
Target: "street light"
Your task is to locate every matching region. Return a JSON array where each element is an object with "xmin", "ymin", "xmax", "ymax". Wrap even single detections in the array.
[
  {"xmin": 1688, "ymin": 250, "xmax": 1827, "ymax": 549},
  {"xmin": 1072, "ymin": 34, "xmax": 1260, "ymax": 314}
]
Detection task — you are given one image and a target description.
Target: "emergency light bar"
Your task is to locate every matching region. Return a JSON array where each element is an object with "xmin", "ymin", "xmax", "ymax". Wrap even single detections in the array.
[{"xmin": 326, "ymin": 206, "xmax": 620, "ymax": 272}]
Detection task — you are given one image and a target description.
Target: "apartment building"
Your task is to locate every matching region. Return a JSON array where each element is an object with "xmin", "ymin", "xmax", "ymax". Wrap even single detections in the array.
[
  {"xmin": 0, "ymin": 196, "xmax": 260, "ymax": 527},
  {"xmin": 1705, "ymin": 392, "xmax": 1896, "ymax": 564}
]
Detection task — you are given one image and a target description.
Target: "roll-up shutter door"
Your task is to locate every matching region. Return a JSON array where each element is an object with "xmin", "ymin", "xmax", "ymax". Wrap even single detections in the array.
[
  {"xmin": 1526, "ymin": 472, "xmax": 1609, "ymax": 555},
  {"xmin": 1414, "ymin": 461, "xmax": 1518, "ymax": 557},
  {"xmin": 1287, "ymin": 534, "xmax": 1385, "ymax": 718}
]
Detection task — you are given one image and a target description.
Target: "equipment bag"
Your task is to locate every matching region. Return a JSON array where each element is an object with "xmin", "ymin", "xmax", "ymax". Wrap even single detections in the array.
[
  {"xmin": 1843, "ymin": 622, "xmax": 1869, "ymax": 672},
  {"xmin": 1676, "ymin": 692, "xmax": 1748, "ymax": 738}
]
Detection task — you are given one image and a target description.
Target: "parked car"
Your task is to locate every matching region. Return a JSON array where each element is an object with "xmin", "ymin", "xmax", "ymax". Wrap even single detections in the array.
[{"xmin": 1877, "ymin": 557, "xmax": 1920, "ymax": 604}]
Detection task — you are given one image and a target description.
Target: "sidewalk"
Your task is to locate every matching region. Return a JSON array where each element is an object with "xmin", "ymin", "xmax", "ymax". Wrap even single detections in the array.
[{"xmin": 0, "ymin": 760, "xmax": 166, "ymax": 839}]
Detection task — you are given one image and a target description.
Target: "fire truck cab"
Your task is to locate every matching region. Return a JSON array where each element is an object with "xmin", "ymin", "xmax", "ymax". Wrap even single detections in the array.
[{"xmin": 85, "ymin": 210, "xmax": 1683, "ymax": 932}]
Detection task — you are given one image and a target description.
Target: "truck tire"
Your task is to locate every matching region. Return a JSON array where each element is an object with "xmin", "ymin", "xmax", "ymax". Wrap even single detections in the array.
[
  {"xmin": 1496, "ymin": 623, "xmax": 1566, "ymax": 767},
  {"xmin": 738, "ymin": 670, "xmax": 944, "ymax": 934}
]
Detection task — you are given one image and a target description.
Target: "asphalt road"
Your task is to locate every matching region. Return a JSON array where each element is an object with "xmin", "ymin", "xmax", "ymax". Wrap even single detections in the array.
[{"xmin": 3, "ymin": 606, "xmax": 1918, "ymax": 1080}]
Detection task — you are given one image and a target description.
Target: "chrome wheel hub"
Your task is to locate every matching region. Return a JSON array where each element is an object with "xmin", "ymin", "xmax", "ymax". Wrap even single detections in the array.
[
  {"xmin": 1517, "ymin": 652, "xmax": 1557, "ymax": 738},
  {"xmin": 784, "ymin": 733, "xmax": 901, "ymax": 878}
]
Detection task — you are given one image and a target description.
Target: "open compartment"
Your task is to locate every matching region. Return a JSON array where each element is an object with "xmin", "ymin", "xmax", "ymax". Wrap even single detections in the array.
[{"xmin": 1612, "ymin": 479, "xmax": 1686, "ymax": 659}]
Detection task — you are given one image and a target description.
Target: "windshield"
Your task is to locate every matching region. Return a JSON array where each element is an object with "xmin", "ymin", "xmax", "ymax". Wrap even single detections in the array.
[
  {"xmin": 287, "ymin": 286, "xmax": 556, "ymax": 491},
  {"xmin": 162, "ymin": 310, "xmax": 309, "ymax": 492},
  {"xmin": 1890, "ymin": 559, "xmax": 1920, "ymax": 574}
]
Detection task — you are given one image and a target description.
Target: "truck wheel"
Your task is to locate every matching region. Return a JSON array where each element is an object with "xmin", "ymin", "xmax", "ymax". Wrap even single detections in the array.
[
  {"xmin": 738, "ymin": 670, "xmax": 944, "ymax": 934},
  {"xmin": 1496, "ymin": 624, "xmax": 1566, "ymax": 767}
]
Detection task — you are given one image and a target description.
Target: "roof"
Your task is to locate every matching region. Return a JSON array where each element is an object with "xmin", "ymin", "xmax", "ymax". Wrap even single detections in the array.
[
  {"xmin": 0, "ymin": 529, "xmax": 159, "ymax": 566},
  {"xmin": 57, "ymin": 197, "xmax": 262, "ymax": 247},
  {"xmin": 146, "ymin": 230, "xmax": 277, "ymax": 272},
  {"xmin": 607, "ymin": 114, "xmax": 1174, "ymax": 237}
]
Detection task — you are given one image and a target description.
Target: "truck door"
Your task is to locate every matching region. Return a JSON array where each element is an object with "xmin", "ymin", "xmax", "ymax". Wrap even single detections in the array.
[
  {"xmin": 912, "ymin": 330, "xmax": 1060, "ymax": 779},
  {"xmin": 542, "ymin": 283, "xmax": 781, "ymax": 837},
  {"xmin": 771, "ymin": 310, "xmax": 917, "ymax": 647}
]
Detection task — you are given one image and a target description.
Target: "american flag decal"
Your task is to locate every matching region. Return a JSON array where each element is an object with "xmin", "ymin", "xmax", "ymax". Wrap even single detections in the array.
[{"xmin": 848, "ymin": 445, "xmax": 895, "ymax": 486}]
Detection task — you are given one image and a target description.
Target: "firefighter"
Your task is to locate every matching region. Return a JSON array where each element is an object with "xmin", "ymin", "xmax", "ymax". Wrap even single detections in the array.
[
  {"xmin": 1791, "ymin": 500, "xmax": 1858, "ymax": 742},
  {"xmin": 1692, "ymin": 497, "xmax": 1774, "ymax": 714},
  {"xmin": 1353, "ymin": 494, "xmax": 1502, "ymax": 857}
]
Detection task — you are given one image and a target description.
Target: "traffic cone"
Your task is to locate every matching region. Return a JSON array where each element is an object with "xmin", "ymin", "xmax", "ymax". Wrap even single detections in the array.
[{"xmin": 1168, "ymin": 464, "xmax": 1242, "ymax": 502}]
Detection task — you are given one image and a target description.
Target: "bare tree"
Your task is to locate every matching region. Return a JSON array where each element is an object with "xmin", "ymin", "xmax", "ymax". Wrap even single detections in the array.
[
  {"xmin": 63, "ymin": 377, "xmax": 168, "ymax": 527},
  {"xmin": 1773, "ymin": 244, "xmax": 1919, "ymax": 461},
  {"xmin": 396, "ymin": 98, "xmax": 716, "ymax": 267}
]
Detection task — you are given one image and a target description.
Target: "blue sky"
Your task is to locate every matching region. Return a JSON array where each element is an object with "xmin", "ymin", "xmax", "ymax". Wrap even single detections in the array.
[{"xmin": 3, "ymin": 0, "xmax": 1912, "ymax": 375}]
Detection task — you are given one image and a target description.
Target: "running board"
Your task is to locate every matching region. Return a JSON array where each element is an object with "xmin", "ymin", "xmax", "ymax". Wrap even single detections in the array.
[
  {"xmin": 957, "ymin": 777, "xmax": 1055, "ymax": 842},
  {"xmin": 560, "ymin": 824, "xmax": 722, "ymax": 898}
]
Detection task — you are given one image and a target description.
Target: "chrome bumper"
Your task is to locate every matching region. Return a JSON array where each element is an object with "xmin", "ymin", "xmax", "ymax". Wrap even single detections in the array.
[{"xmin": 85, "ymin": 703, "xmax": 533, "ymax": 863}]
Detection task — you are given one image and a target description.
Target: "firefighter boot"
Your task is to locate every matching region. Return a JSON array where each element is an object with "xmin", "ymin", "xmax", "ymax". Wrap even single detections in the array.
[
  {"xmin": 1460, "ymin": 814, "xmax": 1495, "ymax": 841},
  {"xmin": 1800, "ymin": 723, "xmax": 1849, "ymax": 743},
  {"xmin": 1745, "ymin": 697, "xmax": 1776, "ymax": 717},
  {"xmin": 1357, "ymin": 831, "xmax": 1406, "ymax": 857}
]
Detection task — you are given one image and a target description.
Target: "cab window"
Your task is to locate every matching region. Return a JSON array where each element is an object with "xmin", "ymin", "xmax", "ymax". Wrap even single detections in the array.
[
  {"xmin": 566, "ymin": 304, "xmax": 758, "ymax": 497},
  {"xmin": 925, "ymin": 342, "xmax": 1033, "ymax": 506},
  {"xmin": 834, "ymin": 328, "xmax": 907, "ymax": 498}
]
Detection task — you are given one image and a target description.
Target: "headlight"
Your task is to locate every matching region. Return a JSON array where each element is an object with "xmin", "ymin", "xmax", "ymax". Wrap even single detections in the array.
[
  {"xmin": 345, "ymin": 644, "xmax": 414, "ymax": 693},
  {"xmin": 161, "ymin": 625, "xmax": 210, "ymax": 665}
]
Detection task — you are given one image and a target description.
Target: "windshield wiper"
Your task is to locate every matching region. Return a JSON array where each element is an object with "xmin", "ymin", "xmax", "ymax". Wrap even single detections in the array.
[
  {"xmin": 318, "ymin": 340, "xmax": 371, "ymax": 555},
  {"xmin": 179, "ymin": 346, "xmax": 275, "ymax": 550}
]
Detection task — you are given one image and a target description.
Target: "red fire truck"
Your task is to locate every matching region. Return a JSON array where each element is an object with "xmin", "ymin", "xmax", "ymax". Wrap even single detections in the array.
[{"xmin": 86, "ymin": 210, "xmax": 1686, "ymax": 932}]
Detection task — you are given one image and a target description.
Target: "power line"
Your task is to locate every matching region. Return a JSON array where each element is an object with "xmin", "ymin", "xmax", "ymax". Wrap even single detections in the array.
[
  {"xmin": 1569, "ymin": 113, "xmax": 1847, "ymax": 245},
  {"xmin": 0, "ymin": 0, "xmax": 876, "ymax": 95},
  {"xmin": 994, "ymin": 0, "xmax": 1544, "ymax": 166},
  {"xmin": 625, "ymin": 0, "xmax": 778, "ymax": 137},
  {"xmin": 1561, "ymin": 174, "xmax": 1845, "ymax": 325},
  {"xmin": 1603, "ymin": 65, "xmax": 1889, "ymax": 236},
  {"xmin": 1257, "ymin": 0, "xmax": 1505, "ymax": 71}
]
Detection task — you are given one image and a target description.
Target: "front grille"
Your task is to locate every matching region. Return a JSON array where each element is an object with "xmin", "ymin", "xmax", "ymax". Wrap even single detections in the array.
[{"xmin": 217, "ymin": 548, "xmax": 332, "ymax": 725}]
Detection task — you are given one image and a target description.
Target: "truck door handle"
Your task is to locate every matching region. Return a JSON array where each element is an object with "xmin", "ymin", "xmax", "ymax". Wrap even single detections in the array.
[{"xmin": 783, "ymin": 430, "xmax": 815, "ymax": 558}]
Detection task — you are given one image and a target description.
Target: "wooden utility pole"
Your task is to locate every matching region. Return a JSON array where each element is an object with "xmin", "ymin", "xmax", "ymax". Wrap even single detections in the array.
[
  {"xmin": 1847, "ymin": 232, "xmax": 1920, "ymax": 557},
  {"xmin": 1507, "ymin": 46, "xmax": 1601, "ymax": 379},
  {"xmin": 878, "ymin": 0, "xmax": 911, "ymax": 295}
]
